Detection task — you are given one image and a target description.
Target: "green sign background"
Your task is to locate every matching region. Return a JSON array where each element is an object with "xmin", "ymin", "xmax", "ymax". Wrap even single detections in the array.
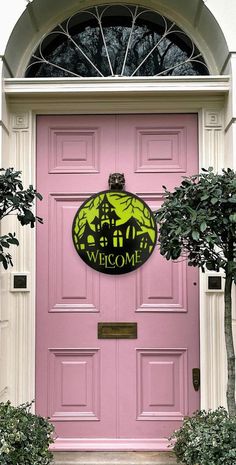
[{"xmin": 72, "ymin": 190, "xmax": 157, "ymax": 274}]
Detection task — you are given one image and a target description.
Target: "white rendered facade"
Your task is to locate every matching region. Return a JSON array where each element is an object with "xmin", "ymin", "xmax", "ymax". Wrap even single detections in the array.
[{"xmin": 0, "ymin": 0, "xmax": 235, "ymax": 419}]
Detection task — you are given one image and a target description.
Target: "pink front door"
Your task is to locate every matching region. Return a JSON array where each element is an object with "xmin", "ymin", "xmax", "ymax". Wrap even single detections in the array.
[{"xmin": 36, "ymin": 114, "xmax": 199, "ymax": 450}]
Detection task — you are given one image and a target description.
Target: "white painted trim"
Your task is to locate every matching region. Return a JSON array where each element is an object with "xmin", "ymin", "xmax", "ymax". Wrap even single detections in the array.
[
  {"xmin": 2, "ymin": 87, "xmax": 228, "ymax": 443},
  {"xmin": 4, "ymin": 76, "xmax": 230, "ymax": 97},
  {"xmin": 2, "ymin": 110, "xmax": 36, "ymax": 406},
  {"xmin": 199, "ymin": 108, "xmax": 227, "ymax": 410}
]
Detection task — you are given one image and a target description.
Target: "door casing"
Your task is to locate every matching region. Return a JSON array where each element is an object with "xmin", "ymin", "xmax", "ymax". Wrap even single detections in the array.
[{"xmin": 2, "ymin": 81, "xmax": 227, "ymax": 439}]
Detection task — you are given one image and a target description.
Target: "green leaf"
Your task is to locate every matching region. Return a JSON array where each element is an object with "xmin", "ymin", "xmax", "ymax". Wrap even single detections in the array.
[
  {"xmin": 200, "ymin": 221, "xmax": 207, "ymax": 232},
  {"xmin": 1, "ymin": 242, "xmax": 10, "ymax": 248},
  {"xmin": 200, "ymin": 194, "xmax": 209, "ymax": 201},
  {"xmin": 206, "ymin": 261, "xmax": 217, "ymax": 271},
  {"xmin": 192, "ymin": 230, "xmax": 200, "ymax": 241},
  {"xmin": 7, "ymin": 237, "xmax": 19, "ymax": 245},
  {"xmin": 227, "ymin": 261, "xmax": 236, "ymax": 274}
]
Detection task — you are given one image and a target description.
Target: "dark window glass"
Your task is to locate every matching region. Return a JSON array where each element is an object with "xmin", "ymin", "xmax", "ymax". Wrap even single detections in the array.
[{"xmin": 25, "ymin": 5, "xmax": 209, "ymax": 78}]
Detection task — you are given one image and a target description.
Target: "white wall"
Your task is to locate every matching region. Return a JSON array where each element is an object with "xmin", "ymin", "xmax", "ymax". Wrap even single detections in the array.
[
  {"xmin": 204, "ymin": 0, "xmax": 236, "ymax": 51},
  {"xmin": 0, "ymin": 1, "xmax": 235, "ymax": 53},
  {"xmin": 0, "ymin": 0, "xmax": 26, "ymax": 56}
]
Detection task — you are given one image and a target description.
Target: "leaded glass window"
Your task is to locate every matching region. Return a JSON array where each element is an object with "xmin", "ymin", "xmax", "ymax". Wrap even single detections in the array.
[{"xmin": 25, "ymin": 4, "xmax": 209, "ymax": 78}]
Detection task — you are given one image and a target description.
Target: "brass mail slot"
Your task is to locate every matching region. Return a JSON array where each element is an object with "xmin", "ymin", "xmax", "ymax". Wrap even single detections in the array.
[{"xmin": 98, "ymin": 322, "xmax": 137, "ymax": 339}]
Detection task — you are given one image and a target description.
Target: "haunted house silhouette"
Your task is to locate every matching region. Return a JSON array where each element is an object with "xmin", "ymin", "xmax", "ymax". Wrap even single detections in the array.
[{"xmin": 77, "ymin": 194, "xmax": 153, "ymax": 253}]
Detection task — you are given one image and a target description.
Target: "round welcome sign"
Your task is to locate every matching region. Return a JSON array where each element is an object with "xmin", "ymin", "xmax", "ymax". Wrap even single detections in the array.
[{"xmin": 72, "ymin": 190, "xmax": 157, "ymax": 274}]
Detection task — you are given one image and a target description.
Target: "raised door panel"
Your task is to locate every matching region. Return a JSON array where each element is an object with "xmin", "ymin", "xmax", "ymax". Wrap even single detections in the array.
[
  {"xmin": 136, "ymin": 349, "xmax": 188, "ymax": 421},
  {"xmin": 116, "ymin": 114, "xmax": 198, "ymax": 191},
  {"xmin": 48, "ymin": 194, "xmax": 100, "ymax": 312},
  {"xmin": 48, "ymin": 127, "xmax": 100, "ymax": 174},
  {"xmin": 135, "ymin": 126, "xmax": 187, "ymax": 173},
  {"xmin": 48, "ymin": 348, "xmax": 100, "ymax": 421}
]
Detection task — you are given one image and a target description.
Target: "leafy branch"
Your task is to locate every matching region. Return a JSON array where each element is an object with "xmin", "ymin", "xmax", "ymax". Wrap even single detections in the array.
[{"xmin": 0, "ymin": 168, "xmax": 43, "ymax": 269}]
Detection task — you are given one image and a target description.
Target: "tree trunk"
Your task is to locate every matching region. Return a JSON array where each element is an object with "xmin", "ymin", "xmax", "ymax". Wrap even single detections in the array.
[{"xmin": 224, "ymin": 271, "xmax": 236, "ymax": 416}]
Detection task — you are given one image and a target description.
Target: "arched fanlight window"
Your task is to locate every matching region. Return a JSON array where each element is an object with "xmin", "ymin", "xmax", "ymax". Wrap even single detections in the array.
[{"xmin": 25, "ymin": 4, "xmax": 209, "ymax": 78}]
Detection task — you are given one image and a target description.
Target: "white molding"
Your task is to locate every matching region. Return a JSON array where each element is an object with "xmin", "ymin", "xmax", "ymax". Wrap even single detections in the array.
[
  {"xmin": 5, "ymin": 111, "xmax": 36, "ymax": 406},
  {"xmin": 205, "ymin": 110, "xmax": 223, "ymax": 127},
  {"xmin": 200, "ymin": 291, "xmax": 227, "ymax": 409},
  {"xmin": 4, "ymin": 76, "xmax": 230, "ymax": 98},
  {"xmin": 200, "ymin": 108, "xmax": 227, "ymax": 409},
  {"xmin": 2, "ymin": 93, "xmax": 227, "ymax": 420},
  {"xmin": 12, "ymin": 113, "xmax": 29, "ymax": 129},
  {"xmin": 201, "ymin": 109, "xmax": 224, "ymax": 170}
]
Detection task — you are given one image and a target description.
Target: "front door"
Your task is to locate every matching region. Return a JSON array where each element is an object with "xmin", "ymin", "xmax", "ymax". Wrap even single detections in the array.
[{"xmin": 36, "ymin": 114, "xmax": 199, "ymax": 450}]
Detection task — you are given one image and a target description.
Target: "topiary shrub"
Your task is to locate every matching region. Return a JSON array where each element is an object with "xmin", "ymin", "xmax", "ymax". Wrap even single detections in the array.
[
  {"xmin": 156, "ymin": 168, "xmax": 236, "ymax": 415},
  {"xmin": 170, "ymin": 407, "xmax": 236, "ymax": 465},
  {"xmin": 0, "ymin": 401, "xmax": 54, "ymax": 465}
]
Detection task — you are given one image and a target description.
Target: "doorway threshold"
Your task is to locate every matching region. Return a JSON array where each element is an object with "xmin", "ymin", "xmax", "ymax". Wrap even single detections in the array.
[{"xmin": 53, "ymin": 452, "xmax": 176, "ymax": 465}]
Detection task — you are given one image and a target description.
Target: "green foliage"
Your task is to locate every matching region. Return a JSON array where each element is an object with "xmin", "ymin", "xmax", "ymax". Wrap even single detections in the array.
[
  {"xmin": 156, "ymin": 168, "xmax": 236, "ymax": 279},
  {"xmin": 156, "ymin": 167, "xmax": 236, "ymax": 415},
  {"xmin": 170, "ymin": 407, "xmax": 236, "ymax": 465},
  {"xmin": 0, "ymin": 167, "xmax": 43, "ymax": 269},
  {"xmin": 0, "ymin": 401, "xmax": 54, "ymax": 465}
]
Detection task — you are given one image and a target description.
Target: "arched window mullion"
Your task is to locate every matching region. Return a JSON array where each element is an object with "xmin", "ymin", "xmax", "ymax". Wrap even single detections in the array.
[
  {"xmin": 131, "ymin": 22, "xmax": 176, "ymax": 77},
  {"xmin": 121, "ymin": 5, "xmax": 138, "ymax": 76},
  {"xmin": 26, "ymin": 31, "xmax": 83, "ymax": 77},
  {"xmin": 61, "ymin": 22, "xmax": 105, "ymax": 77},
  {"xmin": 95, "ymin": 6, "xmax": 114, "ymax": 76},
  {"xmin": 25, "ymin": 4, "xmax": 209, "ymax": 78}
]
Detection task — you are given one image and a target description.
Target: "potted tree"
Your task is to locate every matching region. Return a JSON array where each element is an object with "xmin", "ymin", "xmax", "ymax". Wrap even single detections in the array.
[{"xmin": 156, "ymin": 167, "xmax": 236, "ymax": 463}]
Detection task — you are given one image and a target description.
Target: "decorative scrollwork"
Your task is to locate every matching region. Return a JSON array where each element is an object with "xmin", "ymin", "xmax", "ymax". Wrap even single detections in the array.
[{"xmin": 25, "ymin": 4, "xmax": 209, "ymax": 78}]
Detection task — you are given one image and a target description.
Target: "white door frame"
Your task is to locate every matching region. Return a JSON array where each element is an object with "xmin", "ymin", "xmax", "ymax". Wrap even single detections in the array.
[{"xmin": 1, "ymin": 76, "xmax": 229, "ymax": 418}]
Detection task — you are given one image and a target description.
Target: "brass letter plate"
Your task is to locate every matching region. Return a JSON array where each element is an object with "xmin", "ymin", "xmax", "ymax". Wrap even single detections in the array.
[{"xmin": 98, "ymin": 322, "xmax": 137, "ymax": 339}]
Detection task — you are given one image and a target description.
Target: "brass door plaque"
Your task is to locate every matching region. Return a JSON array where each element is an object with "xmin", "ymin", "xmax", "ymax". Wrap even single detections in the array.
[{"xmin": 98, "ymin": 322, "xmax": 137, "ymax": 339}]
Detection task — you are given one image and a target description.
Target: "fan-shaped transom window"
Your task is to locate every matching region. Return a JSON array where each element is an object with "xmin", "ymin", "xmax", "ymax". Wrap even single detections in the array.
[{"xmin": 25, "ymin": 4, "xmax": 209, "ymax": 78}]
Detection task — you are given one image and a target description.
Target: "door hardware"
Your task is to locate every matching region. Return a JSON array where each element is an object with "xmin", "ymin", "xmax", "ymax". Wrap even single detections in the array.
[
  {"xmin": 192, "ymin": 368, "xmax": 200, "ymax": 391},
  {"xmin": 108, "ymin": 173, "xmax": 125, "ymax": 190},
  {"xmin": 98, "ymin": 322, "xmax": 137, "ymax": 339}
]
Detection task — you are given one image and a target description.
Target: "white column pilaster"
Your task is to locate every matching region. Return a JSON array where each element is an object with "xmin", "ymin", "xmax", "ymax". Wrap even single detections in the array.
[
  {"xmin": 200, "ymin": 108, "xmax": 227, "ymax": 410},
  {"xmin": 5, "ymin": 111, "xmax": 36, "ymax": 406}
]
